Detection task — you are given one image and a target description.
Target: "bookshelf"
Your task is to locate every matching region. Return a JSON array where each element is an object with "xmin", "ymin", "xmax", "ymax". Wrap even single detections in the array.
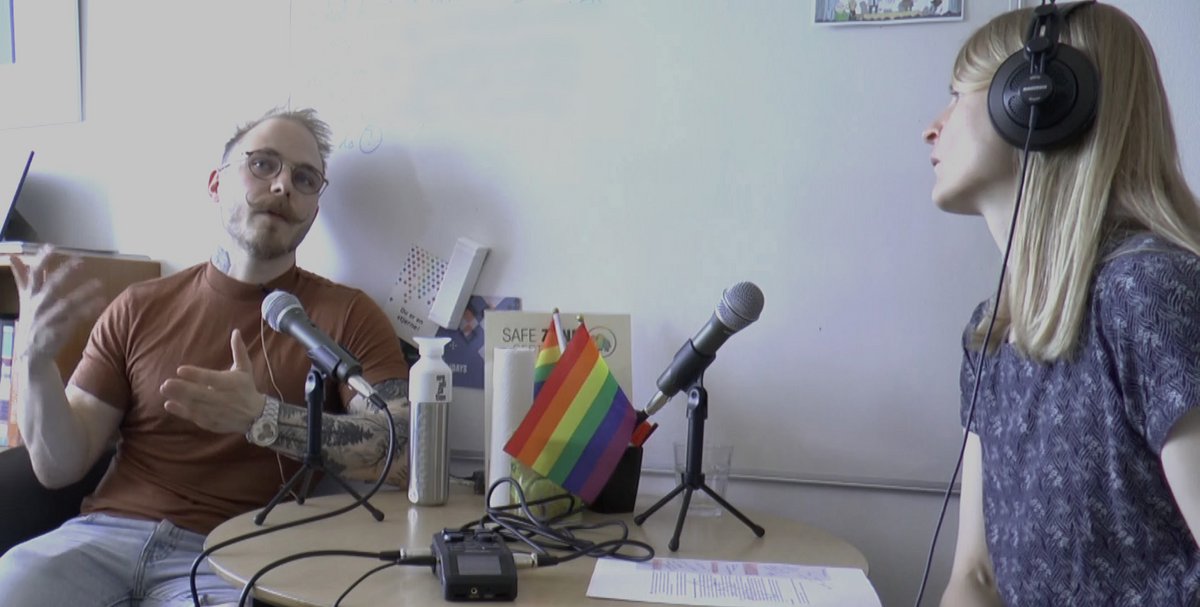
[{"xmin": 0, "ymin": 254, "xmax": 161, "ymax": 447}]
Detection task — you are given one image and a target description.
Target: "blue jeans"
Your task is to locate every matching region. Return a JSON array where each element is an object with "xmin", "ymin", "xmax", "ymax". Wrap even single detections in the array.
[{"xmin": 0, "ymin": 513, "xmax": 242, "ymax": 606}]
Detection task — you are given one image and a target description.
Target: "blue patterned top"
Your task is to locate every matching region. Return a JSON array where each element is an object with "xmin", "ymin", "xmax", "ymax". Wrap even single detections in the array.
[{"xmin": 961, "ymin": 232, "xmax": 1200, "ymax": 606}]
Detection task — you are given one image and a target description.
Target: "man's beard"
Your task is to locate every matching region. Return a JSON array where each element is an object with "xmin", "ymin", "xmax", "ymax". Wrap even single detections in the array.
[
  {"xmin": 225, "ymin": 197, "xmax": 314, "ymax": 260},
  {"xmin": 235, "ymin": 227, "xmax": 310, "ymax": 260}
]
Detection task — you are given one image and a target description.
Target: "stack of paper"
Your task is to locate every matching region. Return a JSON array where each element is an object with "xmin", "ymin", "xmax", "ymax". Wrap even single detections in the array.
[{"xmin": 587, "ymin": 557, "xmax": 881, "ymax": 607}]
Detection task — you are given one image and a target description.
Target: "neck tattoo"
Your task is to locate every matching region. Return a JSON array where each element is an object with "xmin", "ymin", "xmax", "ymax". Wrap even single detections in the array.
[{"xmin": 212, "ymin": 248, "xmax": 232, "ymax": 273}]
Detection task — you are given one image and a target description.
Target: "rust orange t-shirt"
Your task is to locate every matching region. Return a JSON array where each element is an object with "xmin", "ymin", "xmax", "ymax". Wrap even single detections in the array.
[{"xmin": 70, "ymin": 263, "xmax": 408, "ymax": 534}]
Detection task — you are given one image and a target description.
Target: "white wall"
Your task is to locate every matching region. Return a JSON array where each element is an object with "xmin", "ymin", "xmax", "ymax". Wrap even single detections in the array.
[{"xmin": 3, "ymin": 1, "xmax": 1198, "ymax": 605}]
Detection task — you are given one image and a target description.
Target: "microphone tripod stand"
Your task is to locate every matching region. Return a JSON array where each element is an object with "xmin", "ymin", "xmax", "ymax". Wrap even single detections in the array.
[
  {"xmin": 633, "ymin": 379, "xmax": 765, "ymax": 551},
  {"xmin": 255, "ymin": 366, "xmax": 385, "ymax": 525}
]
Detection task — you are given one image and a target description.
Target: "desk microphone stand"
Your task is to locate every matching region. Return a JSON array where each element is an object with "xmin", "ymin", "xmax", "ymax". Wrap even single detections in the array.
[
  {"xmin": 255, "ymin": 366, "xmax": 385, "ymax": 525},
  {"xmin": 633, "ymin": 380, "xmax": 765, "ymax": 551}
]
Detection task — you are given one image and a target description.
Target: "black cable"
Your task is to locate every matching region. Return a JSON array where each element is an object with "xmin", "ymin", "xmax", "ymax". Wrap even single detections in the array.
[
  {"xmin": 235, "ymin": 479, "xmax": 612, "ymax": 604},
  {"xmin": 190, "ymin": 395, "xmax": 397, "ymax": 606},
  {"xmin": 333, "ymin": 562, "xmax": 400, "ymax": 607},
  {"xmin": 912, "ymin": 104, "xmax": 1041, "ymax": 606},
  {"xmin": 459, "ymin": 477, "xmax": 655, "ymax": 565},
  {"xmin": 235, "ymin": 548, "xmax": 435, "ymax": 607},
  {"xmin": 220, "ymin": 475, "xmax": 652, "ymax": 604},
  {"xmin": 238, "ymin": 549, "xmax": 381, "ymax": 607}
]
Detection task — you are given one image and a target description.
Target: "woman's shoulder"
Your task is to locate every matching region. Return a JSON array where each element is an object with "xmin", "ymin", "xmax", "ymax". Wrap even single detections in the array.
[
  {"xmin": 1098, "ymin": 231, "xmax": 1200, "ymax": 285},
  {"xmin": 1094, "ymin": 231, "xmax": 1200, "ymax": 315}
]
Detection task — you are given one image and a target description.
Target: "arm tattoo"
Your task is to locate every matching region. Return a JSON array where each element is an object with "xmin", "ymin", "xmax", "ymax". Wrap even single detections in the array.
[
  {"xmin": 371, "ymin": 378, "xmax": 408, "ymax": 401},
  {"xmin": 271, "ymin": 377, "xmax": 411, "ymax": 487}
]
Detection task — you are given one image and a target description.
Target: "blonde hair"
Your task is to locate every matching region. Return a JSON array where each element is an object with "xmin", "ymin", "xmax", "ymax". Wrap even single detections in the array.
[
  {"xmin": 953, "ymin": 3, "xmax": 1200, "ymax": 361},
  {"xmin": 221, "ymin": 107, "xmax": 333, "ymax": 169}
]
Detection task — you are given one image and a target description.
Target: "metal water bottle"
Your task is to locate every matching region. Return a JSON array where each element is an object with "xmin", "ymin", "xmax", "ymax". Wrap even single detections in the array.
[{"xmin": 409, "ymin": 336, "xmax": 452, "ymax": 506}]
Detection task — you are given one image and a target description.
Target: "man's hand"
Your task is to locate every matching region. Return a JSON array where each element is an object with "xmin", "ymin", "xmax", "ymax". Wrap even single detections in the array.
[
  {"xmin": 10, "ymin": 246, "xmax": 106, "ymax": 361},
  {"xmin": 161, "ymin": 329, "xmax": 265, "ymax": 434}
]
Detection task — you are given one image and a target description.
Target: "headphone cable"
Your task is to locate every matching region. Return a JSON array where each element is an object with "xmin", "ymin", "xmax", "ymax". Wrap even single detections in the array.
[{"xmin": 912, "ymin": 103, "xmax": 1039, "ymax": 606}]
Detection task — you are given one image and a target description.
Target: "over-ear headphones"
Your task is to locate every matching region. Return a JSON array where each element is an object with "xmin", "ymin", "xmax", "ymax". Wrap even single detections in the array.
[{"xmin": 987, "ymin": 0, "xmax": 1099, "ymax": 151}]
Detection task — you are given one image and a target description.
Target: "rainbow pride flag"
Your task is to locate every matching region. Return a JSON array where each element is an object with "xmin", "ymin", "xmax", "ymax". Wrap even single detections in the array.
[{"xmin": 504, "ymin": 321, "xmax": 637, "ymax": 503}]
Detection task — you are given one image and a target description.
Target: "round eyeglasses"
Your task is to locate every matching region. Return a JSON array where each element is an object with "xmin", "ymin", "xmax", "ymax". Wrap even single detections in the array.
[{"xmin": 221, "ymin": 149, "xmax": 328, "ymax": 196}]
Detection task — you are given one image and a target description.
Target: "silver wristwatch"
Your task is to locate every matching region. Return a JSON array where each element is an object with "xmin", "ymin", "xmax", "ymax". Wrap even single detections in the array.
[{"xmin": 246, "ymin": 395, "xmax": 281, "ymax": 447}]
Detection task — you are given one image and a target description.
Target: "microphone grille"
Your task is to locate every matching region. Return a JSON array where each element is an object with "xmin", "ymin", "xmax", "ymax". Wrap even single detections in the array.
[
  {"xmin": 717, "ymin": 281, "xmax": 764, "ymax": 331},
  {"xmin": 261, "ymin": 290, "xmax": 303, "ymax": 332}
]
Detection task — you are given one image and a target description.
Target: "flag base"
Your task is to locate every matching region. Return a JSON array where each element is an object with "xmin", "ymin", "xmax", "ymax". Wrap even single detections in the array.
[{"xmin": 586, "ymin": 446, "xmax": 644, "ymax": 514}]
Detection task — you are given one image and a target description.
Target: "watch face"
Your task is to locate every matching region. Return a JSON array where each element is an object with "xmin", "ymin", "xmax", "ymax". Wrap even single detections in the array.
[
  {"xmin": 253, "ymin": 423, "xmax": 278, "ymax": 446},
  {"xmin": 249, "ymin": 398, "xmax": 281, "ymax": 447}
]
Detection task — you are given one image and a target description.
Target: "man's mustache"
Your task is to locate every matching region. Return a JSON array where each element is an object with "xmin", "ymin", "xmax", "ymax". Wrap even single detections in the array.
[{"xmin": 244, "ymin": 194, "xmax": 302, "ymax": 223}]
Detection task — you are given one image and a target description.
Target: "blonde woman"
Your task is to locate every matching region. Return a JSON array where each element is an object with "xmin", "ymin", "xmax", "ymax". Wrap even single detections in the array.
[{"xmin": 923, "ymin": 2, "xmax": 1200, "ymax": 605}]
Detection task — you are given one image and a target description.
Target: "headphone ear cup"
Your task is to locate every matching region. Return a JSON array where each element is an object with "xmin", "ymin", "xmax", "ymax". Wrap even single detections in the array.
[{"xmin": 987, "ymin": 44, "xmax": 1099, "ymax": 151}]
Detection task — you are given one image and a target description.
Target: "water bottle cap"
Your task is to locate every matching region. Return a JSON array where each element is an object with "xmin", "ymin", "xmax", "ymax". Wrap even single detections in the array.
[{"xmin": 414, "ymin": 336, "xmax": 451, "ymax": 357}]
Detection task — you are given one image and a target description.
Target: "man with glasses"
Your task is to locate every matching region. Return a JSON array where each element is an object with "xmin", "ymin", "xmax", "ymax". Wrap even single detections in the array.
[{"xmin": 0, "ymin": 107, "xmax": 410, "ymax": 606}]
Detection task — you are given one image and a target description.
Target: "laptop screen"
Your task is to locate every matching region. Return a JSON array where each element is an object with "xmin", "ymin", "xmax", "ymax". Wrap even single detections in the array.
[{"xmin": 0, "ymin": 150, "xmax": 34, "ymax": 242}]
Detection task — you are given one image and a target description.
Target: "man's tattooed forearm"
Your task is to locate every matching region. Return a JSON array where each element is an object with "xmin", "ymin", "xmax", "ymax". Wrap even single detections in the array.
[
  {"xmin": 373, "ymin": 378, "xmax": 408, "ymax": 400},
  {"xmin": 273, "ymin": 400, "xmax": 409, "ymax": 479}
]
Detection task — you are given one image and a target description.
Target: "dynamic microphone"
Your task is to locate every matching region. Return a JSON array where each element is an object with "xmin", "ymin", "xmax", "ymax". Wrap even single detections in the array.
[
  {"xmin": 261, "ymin": 290, "xmax": 376, "ymax": 402},
  {"xmin": 643, "ymin": 281, "xmax": 764, "ymax": 417}
]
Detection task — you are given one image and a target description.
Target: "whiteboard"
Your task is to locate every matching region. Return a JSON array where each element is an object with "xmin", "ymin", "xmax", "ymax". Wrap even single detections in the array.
[{"xmin": 267, "ymin": 0, "xmax": 1199, "ymax": 488}]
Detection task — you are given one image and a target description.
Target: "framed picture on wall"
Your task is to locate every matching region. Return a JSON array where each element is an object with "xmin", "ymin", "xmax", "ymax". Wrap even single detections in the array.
[
  {"xmin": 815, "ymin": 0, "xmax": 965, "ymax": 25},
  {"xmin": 0, "ymin": 0, "xmax": 81, "ymax": 129}
]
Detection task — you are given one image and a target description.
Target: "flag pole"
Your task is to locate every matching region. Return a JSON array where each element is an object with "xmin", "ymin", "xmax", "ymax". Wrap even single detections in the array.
[{"xmin": 551, "ymin": 308, "xmax": 568, "ymax": 355}]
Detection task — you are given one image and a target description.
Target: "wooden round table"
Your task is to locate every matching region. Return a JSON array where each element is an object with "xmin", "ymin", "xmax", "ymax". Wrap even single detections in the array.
[{"xmin": 206, "ymin": 485, "xmax": 868, "ymax": 606}]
